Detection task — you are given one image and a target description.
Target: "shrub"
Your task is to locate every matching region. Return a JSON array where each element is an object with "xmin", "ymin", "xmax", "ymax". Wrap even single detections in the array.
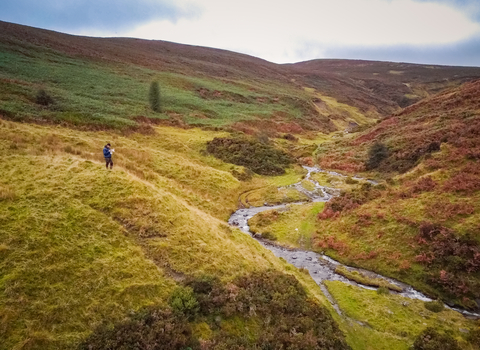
[
  {"xmin": 365, "ymin": 142, "xmax": 389, "ymax": 170},
  {"xmin": 149, "ymin": 81, "xmax": 161, "ymax": 112},
  {"xmin": 36, "ymin": 89, "xmax": 54, "ymax": 106},
  {"xmin": 206, "ymin": 137, "xmax": 292, "ymax": 175},
  {"xmin": 79, "ymin": 308, "xmax": 199, "ymax": 350},
  {"xmin": 82, "ymin": 272, "xmax": 350, "ymax": 350},
  {"xmin": 413, "ymin": 327, "xmax": 460, "ymax": 350},
  {"xmin": 169, "ymin": 286, "xmax": 199, "ymax": 318},
  {"xmin": 424, "ymin": 300, "xmax": 445, "ymax": 313},
  {"xmin": 415, "ymin": 223, "xmax": 480, "ymax": 302}
]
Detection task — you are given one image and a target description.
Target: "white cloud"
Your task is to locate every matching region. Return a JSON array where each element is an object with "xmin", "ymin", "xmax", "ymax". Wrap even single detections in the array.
[{"xmin": 122, "ymin": 0, "xmax": 480, "ymax": 63}]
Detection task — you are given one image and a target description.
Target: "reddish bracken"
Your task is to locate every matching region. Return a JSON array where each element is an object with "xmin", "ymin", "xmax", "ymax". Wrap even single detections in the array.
[
  {"xmin": 317, "ymin": 208, "xmax": 339, "ymax": 220},
  {"xmin": 316, "ymin": 235, "xmax": 350, "ymax": 255},
  {"xmin": 425, "ymin": 200, "xmax": 475, "ymax": 221},
  {"xmin": 443, "ymin": 172, "xmax": 480, "ymax": 193}
]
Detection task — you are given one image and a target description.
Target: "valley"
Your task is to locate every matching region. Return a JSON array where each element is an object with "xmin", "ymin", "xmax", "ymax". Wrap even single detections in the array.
[{"xmin": 0, "ymin": 20, "xmax": 480, "ymax": 350}]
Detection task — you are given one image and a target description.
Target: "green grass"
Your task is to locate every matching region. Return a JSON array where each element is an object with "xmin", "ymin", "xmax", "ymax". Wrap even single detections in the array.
[
  {"xmin": 249, "ymin": 202, "xmax": 324, "ymax": 249},
  {"xmin": 0, "ymin": 46, "xmax": 316, "ymax": 131},
  {"xmin": 325, "ymin": 281, "xmax": 477, "ymax": 350},
  {"xmin": 334, "ymin": 266, "xmax": 403, "ymax": 292},
  {"xmin": 0, "ymin": 120, "xmax": 351, "ymax": 349}
]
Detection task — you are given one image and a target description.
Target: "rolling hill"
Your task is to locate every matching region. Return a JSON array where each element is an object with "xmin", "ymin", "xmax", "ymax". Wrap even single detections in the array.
[
  {"xmin": 1, "ymin": 20, "xmax": 480, "ymax": 350},
  {"xmin": 304, "ymin": 80, "xmax": 480, "ymax": 309},
  {"xmin": 2, "ymin": 20, "xmax": 480, "ymax": 134}
]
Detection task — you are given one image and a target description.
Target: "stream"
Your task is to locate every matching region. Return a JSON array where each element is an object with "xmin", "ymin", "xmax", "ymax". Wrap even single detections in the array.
[{"xmin": 228, "ymin": 166, "xmax": 480, "ymax": 319}]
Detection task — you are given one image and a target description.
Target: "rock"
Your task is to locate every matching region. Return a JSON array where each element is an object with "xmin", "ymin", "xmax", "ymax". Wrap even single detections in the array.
[
  {"xmin": 459, "ymin": 328, "xmax": 469, "ymax": 333},
  {"xmin": 402, "ymin": 302, "xmax": 409, "ymax": 307}
]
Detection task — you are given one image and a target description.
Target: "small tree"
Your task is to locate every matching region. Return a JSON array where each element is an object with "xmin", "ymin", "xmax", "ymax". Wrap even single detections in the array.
[
  {"xmin": 148, "ymin": 81, "xmax": 161, "ymax": 112},
  {"xmin": 36, "ymin": 89, "xmax": 54, "ymax": 106},
  {"xmin": 366, "ymin": 142, "xmax": 389, "ymax": 170}
]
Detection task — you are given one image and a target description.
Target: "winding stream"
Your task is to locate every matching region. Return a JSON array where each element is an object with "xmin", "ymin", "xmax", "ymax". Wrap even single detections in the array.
[{"xmin": 228, "ymin": 166, "xmax": 480, "ymax": 319}]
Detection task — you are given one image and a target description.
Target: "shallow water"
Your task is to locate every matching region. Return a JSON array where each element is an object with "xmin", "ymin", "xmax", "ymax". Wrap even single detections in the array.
[{"xmin": 228, "ymin": 166, "xmax": 480, "ymax": 318}]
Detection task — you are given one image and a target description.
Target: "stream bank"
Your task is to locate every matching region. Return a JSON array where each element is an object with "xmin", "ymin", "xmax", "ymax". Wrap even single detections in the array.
[{"xmin": 228, "ymin": 166, "xmax": 480, "ymax": 319}]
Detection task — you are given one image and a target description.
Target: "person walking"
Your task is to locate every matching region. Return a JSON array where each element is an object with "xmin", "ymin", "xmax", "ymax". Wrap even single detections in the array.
[{"xmin": 103, "ymin": 143, "xmax": 114, "ymax": 169}]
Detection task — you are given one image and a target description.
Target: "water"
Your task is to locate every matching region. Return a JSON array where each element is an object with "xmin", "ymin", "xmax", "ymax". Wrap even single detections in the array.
[{"xmin": 228, "ymin": 166, "xmax": 480, "ymax": 318}]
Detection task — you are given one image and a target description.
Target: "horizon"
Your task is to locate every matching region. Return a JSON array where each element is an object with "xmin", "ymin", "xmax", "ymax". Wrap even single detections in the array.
[{"xmin": 3, "ymin": 19, "xmax": 480, "ymax": 69}]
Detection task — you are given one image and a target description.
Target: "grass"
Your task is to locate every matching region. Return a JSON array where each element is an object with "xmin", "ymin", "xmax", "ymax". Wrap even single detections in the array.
[
  {"xmin": 334, "ymin": 266, "xmax": 403, "ymax": 292},
  {"xmin": 0, "ymin": 45, "xmax": 321, "ymax": 132},
  {"xmin": 301, "ymin": 179, "xmax": 316, "ymax": 191},
  {"xmin": 0, "ymin": 120, "xmax": 356, "ymax": 349},
  {"xmin": 309, "ymin": 90, "xmax": 377, "ymax": 130},
  {"xmin": 325, "ymin": 281, "xmax": 478, "ymax": 350},
  {"xmin": 241, "ymin": 186, "xmax": 309, "ymax": 207},
  {"xmin": 248, "ymin": 202, "xmax": 325, "ymax": 249}
]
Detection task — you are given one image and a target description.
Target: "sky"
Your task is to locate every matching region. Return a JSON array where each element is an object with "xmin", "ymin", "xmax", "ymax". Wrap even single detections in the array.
[{"xmin": 1, "ymin": 0, "xmax": 480, "ymax": 66}]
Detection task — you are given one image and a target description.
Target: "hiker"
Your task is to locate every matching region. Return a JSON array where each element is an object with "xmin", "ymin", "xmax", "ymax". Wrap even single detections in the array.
[{"xmin": 103, "ymin": 143, "xmax": 114, "ymax": 169}]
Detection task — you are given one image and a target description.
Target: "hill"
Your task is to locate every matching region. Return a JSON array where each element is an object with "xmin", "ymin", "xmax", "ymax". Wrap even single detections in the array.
[
  {"xmin": 281, "ymin": 80, "xmax": 480, "ymax": 309},
  {"xmin": 2, "ymin": 21, "xmax": 480, "ymax": 135},
  {"xmin": 287, "ymin": 59, "xmax": 480, "ymax": 116},
  {"xmin": 2, "ymin": 21, "xmax": 480, "ymax": 350},
  {"xmin": 0, "ymin": 120, "xmax": 354, "ymax": 349}
]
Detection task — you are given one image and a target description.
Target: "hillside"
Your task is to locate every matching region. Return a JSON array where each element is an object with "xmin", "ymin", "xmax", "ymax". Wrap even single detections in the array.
[
  {"xmin": 2, "ymin": 21, "xmax": 480, "ymax": 134},
  {"xmin": 2, "ymin": 21, "xmax": 480, "ymax": 350},
  {"xmin": 287, "ymin": 59, "xmax": 480, "ymax": 116},
  {"xmin": 0, "ymin": 121, "xmax": 354, "ymax": 349},
  {"xmin": 262, "ymin": 80, "xmax": 480, "ymax": 309}
]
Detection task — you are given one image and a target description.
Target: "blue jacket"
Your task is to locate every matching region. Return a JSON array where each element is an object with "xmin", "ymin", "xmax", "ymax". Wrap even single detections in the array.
[{"xmin": 103, "ymin": 147, "xmax": 111, "ymax": 158}]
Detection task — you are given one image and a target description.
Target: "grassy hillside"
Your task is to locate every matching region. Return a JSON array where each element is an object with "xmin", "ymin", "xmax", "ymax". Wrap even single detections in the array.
[
  {"xmin": 2, "ymin": 21, "xmax": 480, "ymax": 135},
  {"xmin": 2, "ymin": 20, "xmax": 480, "ymax": 350},
  {"xmin": 263, "ymin": 80, "xmax": 480, "ymax": 310},
  {"xmin": 288, "ymin": 59, "xmax": 480, "ymax": 117},
  {"xmin": 0, "ymin": 120, "xmax": 354, "ymax": 349},
  {"xmin": 0, "ymin": 21, "xmax": 335, "ymax": 134}
]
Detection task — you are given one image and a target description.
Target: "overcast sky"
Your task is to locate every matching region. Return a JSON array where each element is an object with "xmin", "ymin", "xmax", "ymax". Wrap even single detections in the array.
[{"xmin": 1, "ymin": 0, "xmax": 480, "ymax": 66}]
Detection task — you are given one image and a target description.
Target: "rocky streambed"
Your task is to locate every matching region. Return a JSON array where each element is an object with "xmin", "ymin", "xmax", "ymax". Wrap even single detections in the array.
[{"xmin": 228, "ymin": 166, "xmax": 480, "ymax": 319}]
